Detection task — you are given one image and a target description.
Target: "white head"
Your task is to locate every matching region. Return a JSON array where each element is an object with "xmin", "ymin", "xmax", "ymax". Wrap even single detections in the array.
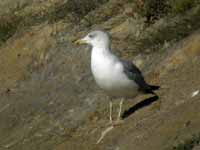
[{"xmin": 75, "ymin": 30, "xmax": 110, "ymax": 49}]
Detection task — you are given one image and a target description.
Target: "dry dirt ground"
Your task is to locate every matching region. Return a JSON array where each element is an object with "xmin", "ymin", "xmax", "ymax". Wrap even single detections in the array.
[{"xmin": 54, "ymin": 31, "xmax": 200, "ymax": 150}]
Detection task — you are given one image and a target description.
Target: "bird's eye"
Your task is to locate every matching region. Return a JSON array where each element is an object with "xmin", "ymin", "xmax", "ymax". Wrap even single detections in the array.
[{"xmin": 88, "ymin": 34, "xmax": 95, "ymax": 38}]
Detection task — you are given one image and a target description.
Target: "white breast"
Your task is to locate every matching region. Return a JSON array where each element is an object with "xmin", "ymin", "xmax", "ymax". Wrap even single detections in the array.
[{"xmin": 91, "ymin": 48, "xmax": 139, "ymax": 98}]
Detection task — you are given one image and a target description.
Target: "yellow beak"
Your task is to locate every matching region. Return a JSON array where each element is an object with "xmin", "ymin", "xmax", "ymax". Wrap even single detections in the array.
[{"xmin": 74, "ymin": 39, "xmax": 87, "ymax": 45}]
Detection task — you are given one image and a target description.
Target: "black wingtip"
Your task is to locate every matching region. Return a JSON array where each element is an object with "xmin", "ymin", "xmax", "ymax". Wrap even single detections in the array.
[
  {"xmin": 149, "ymin": 85, "xmax": 160, "ymax": 91},
  {"xmin": 143, "ymin": 85, "xmax": 160, "ymax": 95}
]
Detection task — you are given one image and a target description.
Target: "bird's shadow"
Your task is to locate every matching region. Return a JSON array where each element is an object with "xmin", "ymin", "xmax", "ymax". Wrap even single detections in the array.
[{"xmin": 122, "ymin": 95, "xmax": 159, "ymax": 119}]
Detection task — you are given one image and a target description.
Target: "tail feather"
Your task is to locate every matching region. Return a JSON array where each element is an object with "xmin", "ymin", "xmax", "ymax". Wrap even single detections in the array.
[
  {"xmin": 149, "ymin": 85, "xmax": 160, "ymax": 91},
  {"xmin": 144, "ymin": 85, "xmax": 160, "ymax": 95}
]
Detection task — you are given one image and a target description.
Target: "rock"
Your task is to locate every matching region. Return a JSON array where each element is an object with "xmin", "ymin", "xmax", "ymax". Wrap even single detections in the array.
[{"xmin": 0, "ymin": 23, "xmax": 58, "ymax": 90}]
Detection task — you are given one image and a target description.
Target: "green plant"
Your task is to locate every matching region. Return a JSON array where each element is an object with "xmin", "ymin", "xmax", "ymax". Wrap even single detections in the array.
[
  {"xmin": 170, "ymin": 0, "xmax": 198, "ymax": 14},
  {"xmin": 173, "ymin": 133, "xmax": 200, "ymax": 150}
]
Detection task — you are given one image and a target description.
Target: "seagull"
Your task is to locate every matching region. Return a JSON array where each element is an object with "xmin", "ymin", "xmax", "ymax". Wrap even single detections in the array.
[{"xmin": 75, "ymin": 30, "xmax": 159, "ymax": 125}]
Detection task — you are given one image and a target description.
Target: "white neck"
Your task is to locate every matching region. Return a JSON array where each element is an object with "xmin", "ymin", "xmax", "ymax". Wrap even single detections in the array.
[
  {"xmin": 93, "ymin": 44, "xmax": 109, "ymax": 49},
  {"xmin": 91, "ymin": 46, "xmax": 118, "ymax": 70},
  {"xmin": 92, "ymin": 46, "xmax": 112, "ymax": 56}
]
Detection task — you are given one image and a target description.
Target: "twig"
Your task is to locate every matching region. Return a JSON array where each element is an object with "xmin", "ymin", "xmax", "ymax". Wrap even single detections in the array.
[{"xmin": 96, "ymin": 126, "xmax": 114, "ymax": 144}]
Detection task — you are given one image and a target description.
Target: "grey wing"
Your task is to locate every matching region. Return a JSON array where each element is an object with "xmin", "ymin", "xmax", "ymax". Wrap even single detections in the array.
[{"xmin": 120, "ymin": 59, "xmax": 153, "ymax": 93}]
